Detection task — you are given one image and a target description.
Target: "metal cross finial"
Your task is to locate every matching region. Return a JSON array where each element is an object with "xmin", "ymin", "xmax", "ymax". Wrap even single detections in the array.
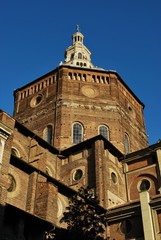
[{"xmin": 76, "ymin": 24, "xmax": 80, "ymax": 32}]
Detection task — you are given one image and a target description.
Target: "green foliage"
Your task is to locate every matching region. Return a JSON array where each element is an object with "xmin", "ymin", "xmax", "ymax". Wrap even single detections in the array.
[{"xmin": 60, "ymin": 187, "xmax": 106, "ymax": 240}]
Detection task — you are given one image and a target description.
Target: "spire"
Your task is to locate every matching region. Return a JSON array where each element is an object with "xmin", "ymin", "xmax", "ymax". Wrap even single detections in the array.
[{"xmin": 63, "ymin": 27, "xmax": 94, "ymax": 68}]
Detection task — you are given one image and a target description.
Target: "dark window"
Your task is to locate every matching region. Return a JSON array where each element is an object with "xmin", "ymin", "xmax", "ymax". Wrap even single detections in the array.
[
  {"xmin": 83, "ymin": 74, "xmax": 86, "ymax": 81},
  {"xmin": 78, "ymin": 52, "xmax": 82, "ymax": 59},
  {"xmin": 102, "ymin": 76, "xmax": 105, "ymax": 83},
  {"xmin": 78, "ymin": 73, "xmax": 81, "ymax": 80},
  {"xmin": 140, "ymin": 179, "xmax": 150, "ymax": 191},
  {"xmin": 92, "ymin": 75, "xmax": 96, "ymax": 82},
  {"xmin": 111, "ymin": 172, "xmax": 117, "ymax": 183},
  {"xmin": 35, "ymin": 95, "xmax": 42, "ymax": 105},
  {"xmin": 68, "ymin": 72, "xmax": 72, "ymax": 79},
  {"xmin": 99, "ymin": 125, "xmax": 109, "ymax": 140},
  {"xmin": 73, "ymin": 169, "xmax": 83, "ymax": 181},
  {"xmin": 120, "ymin": 220, "xmax": 132, "ymax": 234},
  {"xmin": 106, "ymin": 77, "xmax": 109, "ymax": 84},
  {"xmin": 73, "ymin": 123, "xmax": 83, "ymax": 144},
  {"xmin": 74, "ymin": 73, "xmax": 77, "ymax": 80},
  {"xmin": 70, "ymin": 53, "xmax": 74, "ymax": 60}
]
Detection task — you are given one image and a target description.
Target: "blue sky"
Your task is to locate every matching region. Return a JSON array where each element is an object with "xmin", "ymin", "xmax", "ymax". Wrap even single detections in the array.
[{"xmin": 0, "ymin": 0, "xmax": 161, "ymax": 145}]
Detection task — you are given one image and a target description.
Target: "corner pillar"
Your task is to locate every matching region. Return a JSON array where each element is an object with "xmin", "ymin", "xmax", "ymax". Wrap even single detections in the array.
[{"xmin": 139, "ymin": 191, "xmax": 155, "ymax": 240}]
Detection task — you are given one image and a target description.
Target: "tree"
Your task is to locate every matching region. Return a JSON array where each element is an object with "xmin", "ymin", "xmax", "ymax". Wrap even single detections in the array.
[{"xmin": 60, "ymin": 187, "xmax": 106, "ymax": 240}]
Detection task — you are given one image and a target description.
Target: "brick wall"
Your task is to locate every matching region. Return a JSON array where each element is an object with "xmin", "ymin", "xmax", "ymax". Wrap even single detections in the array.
[{"xmin": 13, "ymin": 66, "xmax": 148, "ymax": 153}]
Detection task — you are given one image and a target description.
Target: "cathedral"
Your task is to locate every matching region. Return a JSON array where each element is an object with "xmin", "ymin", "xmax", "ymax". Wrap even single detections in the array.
[{"xmin": 0, "ymin": 28, "xmax": 161, "ymax": 240}]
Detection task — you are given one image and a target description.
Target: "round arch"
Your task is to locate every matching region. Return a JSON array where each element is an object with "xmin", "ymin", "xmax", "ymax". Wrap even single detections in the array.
[{"xmin": 72, "ymin": 122, "xmax": 84, "ymax": 144}]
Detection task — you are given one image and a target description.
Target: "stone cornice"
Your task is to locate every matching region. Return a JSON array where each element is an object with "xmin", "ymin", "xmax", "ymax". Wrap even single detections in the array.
[{"xmin": 0, "ymin": 122, "xmax": 13, "ymax": 140}]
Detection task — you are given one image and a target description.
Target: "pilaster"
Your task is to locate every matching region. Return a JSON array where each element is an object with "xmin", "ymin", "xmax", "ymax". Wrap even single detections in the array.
[{"xmin": 139, "ymin": 190, "xmax": 155, "ymax": 240}]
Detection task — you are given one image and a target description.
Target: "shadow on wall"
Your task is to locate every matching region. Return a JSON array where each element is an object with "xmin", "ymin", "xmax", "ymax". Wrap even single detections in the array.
[{"xmin": 0, "ymin": 204, "xmax": 53, "ymax": 240}]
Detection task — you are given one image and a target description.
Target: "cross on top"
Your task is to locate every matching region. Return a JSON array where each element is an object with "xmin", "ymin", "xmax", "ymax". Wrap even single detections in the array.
[{"xmin": 76, "ymin": 24, "xmax": 80, "ymax": 32}]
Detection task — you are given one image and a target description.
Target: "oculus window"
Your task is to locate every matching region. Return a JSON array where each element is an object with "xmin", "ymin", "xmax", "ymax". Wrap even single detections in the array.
[
  {"xmin": 139, "ymin": 179, "xmax": 150, "ymax": 191},
  {"xmin": 30, "ymin": 94, "xmax": 43, "ymax": 107},
  {"xmin": 120, "ymin": 220, "xmax": 132, "ymax": 235},
  {"xmin": 73, "ymin": 169, "xmax": 83, "ymax": 181}
]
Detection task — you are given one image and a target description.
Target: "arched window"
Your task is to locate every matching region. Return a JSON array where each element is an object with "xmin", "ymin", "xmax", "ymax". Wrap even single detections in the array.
[
  {"xmin": 98, "ymin": 125, "xmax": 109, "ymax": 140},
  {"xmin": 68, "ymin": 72, "xmax": 72, "ymax": 80},
  {"xmin": 78, "ymin": 73, "xmax": 81, "ymax": 80},
  {"xmin": 11, "ymin": 148, "xmax": 20, "ymax": 157},
  {"xmin": 125, "ymin": 134, "xmax": 130, "ymax": 154},
  {"xmin": 83, "ymin": 74, "xmax": 86, "ymax": 81},
  {"xmin": 73, "ymin": 123, "xmax": 83, "ymax": 144},
  {"xmin": 73, "ymin": 73, "xmax": 77, "ymax": 80},
  {"xmin": 70, "ymin": 53, "xmax": 74, "ymax": 60},
  {"xmin": 78, "ymin": 52, "xmax": 82, "ymax": 59},
  {"xmin": 44, "ymin": 125, "xmax": 53, "ymax": 144}
]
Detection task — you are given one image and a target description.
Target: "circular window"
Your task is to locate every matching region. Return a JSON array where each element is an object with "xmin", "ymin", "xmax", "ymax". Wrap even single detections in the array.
[
  {"xmin": 111, "ymin": 172, "xmax": 117, "ymax": 183},
  {"xmin": 30, "ymin": 94, "xmax": 43, "ymax": 107},
  {"xmin": 120, "ymin": 220, "xmax": 132, "ymax": 235},
  {"xmin": 139, "ymin": 179, "xmax": 150, "ymax": 191},
  {"xmin": 7, "ymin": 174, "xmax": 16, "ymax": 192},
  {"xmin": 73, "ymin": 169, "xmax": 83, "ymax": 181}
]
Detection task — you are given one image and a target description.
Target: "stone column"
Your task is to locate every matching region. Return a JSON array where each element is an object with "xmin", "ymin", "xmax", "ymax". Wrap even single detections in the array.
[{"xmin": 139, "ymin": 190, "xmax": 155, "ymax": 240}]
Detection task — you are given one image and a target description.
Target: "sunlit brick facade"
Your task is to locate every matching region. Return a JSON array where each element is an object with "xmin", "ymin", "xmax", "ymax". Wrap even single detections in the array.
[{"xmin": 0, "ymin": 29, "xmax": 161, "ymax": 240}]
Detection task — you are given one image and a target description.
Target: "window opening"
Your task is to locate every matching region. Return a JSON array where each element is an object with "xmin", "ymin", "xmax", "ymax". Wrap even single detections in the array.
[
  {"xmin": 139, "ymin": 179, "xmax": 150, "ymax": 191},
  {"xmin": 78, "ymin": 52, "xmax": 82, "ymax": 59},
  {"xmin": 44, "ymin": 125, "xmax": 53, "ymax": 144},
  {"xmin": 99, "ymin": 125, "xmax": 109, "ymax": 140},
  {"xmin": 71, "ymin": 54, "xmax": 74, "ymax": 60},
  {"xmin": 73, "ymin": 73, "xmax": 77, "ymax": 80},
  {"xmin": 92, "ymin": 75, "xmax": 96, "ymax": 82},
  {"xmin": 73, "ymin": 123, "xmax": 83, "ymax": 144},
  {"xmin": 111, "ymin": 172, "xmax": 117, "ymax": 183},
  {"xmin": 73, "ymin": 169, "xmax": 83, "ymax": 181},
  {"xmin": 120, "ymin": 220, "xmax": 132, "ymax": 234},
  {"xmin": 68, "ymin": 72, "xmax": 72, "ymax": 80}
]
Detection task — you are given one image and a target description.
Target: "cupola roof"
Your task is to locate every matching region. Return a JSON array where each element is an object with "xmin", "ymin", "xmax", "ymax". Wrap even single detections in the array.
[{"xmin": 63, "ymin": 26, "xmax": 94, "ymax": 69}]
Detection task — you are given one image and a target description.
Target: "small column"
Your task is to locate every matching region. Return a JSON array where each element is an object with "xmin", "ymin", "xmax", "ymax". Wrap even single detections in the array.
[{"xmin": 139, "ymin": 190, "xmax": 155, "ymax": 240}]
